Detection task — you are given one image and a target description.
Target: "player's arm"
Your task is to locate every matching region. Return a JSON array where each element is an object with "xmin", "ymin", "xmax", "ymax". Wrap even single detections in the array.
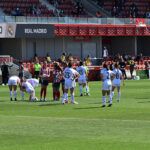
[
  {"xmin": 100, "ymin": 73, "xmax": 104, "ymax": 81},
  {"xmin": 111, "ymin": 72, "xmax": 115, "ymax": 81},
  {"xmin": 75, "ymin": 71, "xmax": 80, "ymax": 80}
]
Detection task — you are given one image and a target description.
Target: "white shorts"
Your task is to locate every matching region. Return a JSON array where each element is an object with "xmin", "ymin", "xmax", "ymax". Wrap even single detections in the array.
[
  {"xmin": 65, "ymin": 80, "xmax": 76, "ymax": 89},
  {"xmin": 78, "ymin": 78, "xmax": 87, "ymax": 84},
  {"xmin": 26, "ymin": 87, "xmax": 34, "ymax": 94},
  {"xmin": 102, "ymin": 80, "xmax": 112, "ymax": 91},
  {"xmin": 8, "ymin": 79, "xmax": 17, "ymax": 86},
  {"xmin": 112, "ymin": 80, "xmax": 121, "ymax": 87}
]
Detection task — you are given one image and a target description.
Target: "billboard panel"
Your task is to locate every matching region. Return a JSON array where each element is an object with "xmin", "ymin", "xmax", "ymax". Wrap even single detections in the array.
[
  {"xmin": 15, "ymin": 24, "xmax": 54, "ymax": 38},
  {"xmin": 0, "ymin": 23, "xmax": 16, "ymax": 38}
]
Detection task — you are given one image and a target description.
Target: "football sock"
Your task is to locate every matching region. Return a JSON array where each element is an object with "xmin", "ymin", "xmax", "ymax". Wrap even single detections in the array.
[
  {"xmin": 109, "ymin": 94, "xmax": 112, "ymax": 104},
  {"xmin": 79, "ymin": 85, "xmax": 82, "ymax": 95},
  {"xmin": 118, "ymin": 92, "xmax": 121, "ymax": 101},
  {"xmin": 111, "ymin": 91, "xmax": 114, "ymax": 98},
  {"xmin": 71, "ymin": 93, "xmax": 75, "ymax": 103},
  {"xmin": 21, "ymin": 91, "xmax": 24, "ymax": 100},
  {"xmin": 102, "ymin": 96, "xmax": 106, "ymax": 106},
  {"xmin": 86, "ymin": 85, "xmax": 89, "ymax": 93},
  {"xmin": 14, "ymin": 91, "xmax": 17, "ymax": 99},
  {"xmin": 10, "ymin": 91, "xmax": 12, "ymax": 98}
]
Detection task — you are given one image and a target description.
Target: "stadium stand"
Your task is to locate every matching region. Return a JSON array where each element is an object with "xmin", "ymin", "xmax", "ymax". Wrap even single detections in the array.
[
  {"xmin": 0, "ymin": 0, "xmax": 54, "ymax": 17},
  {"xmin": 92, "ymin": 0, "xmax": 150, "ymax": 18},
  {"xmin": 47, "ymin": 0, "xmax": 89, "ymax": 17}
]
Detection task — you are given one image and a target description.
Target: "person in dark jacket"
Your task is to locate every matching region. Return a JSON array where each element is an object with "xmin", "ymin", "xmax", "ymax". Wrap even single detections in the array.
[{"xmin": 1, "ymin": 61, "xmax": 13, "ymax": 86}]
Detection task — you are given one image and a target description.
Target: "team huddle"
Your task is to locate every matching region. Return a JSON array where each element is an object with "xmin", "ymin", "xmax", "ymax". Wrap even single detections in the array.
[
  {"xmin": 7, "ymin": 61, "xmax": 123, "ymax": 107},
  {"xmin": 7, "ymin": 61, "xmax": 90, "ymax": 104}
]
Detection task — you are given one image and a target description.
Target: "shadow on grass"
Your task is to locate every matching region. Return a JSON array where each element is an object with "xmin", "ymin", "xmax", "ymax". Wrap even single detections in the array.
[
  {"xmin": 38, "ymin": 102, "xmax": 62, "ymax": 106},
  {"xmin": 74, "ymin": 106, "xmax": 100, "ymax": 110},
  {"xmin": 136, "ymin": 97, "xmax": 149, "ymax": 99},
  {"xmin": 137, "ymin": 100, "xmax": 150, "ymax": 103},
  {"xmin": 0, "ymin": 100, "xmax": 5, "ymax": 102}
]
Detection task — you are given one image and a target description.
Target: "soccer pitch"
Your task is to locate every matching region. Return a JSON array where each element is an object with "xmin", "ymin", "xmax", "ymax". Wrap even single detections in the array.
[{"xmin": 0, "ymin": 80, "xmax": 150, "ymax": 150}]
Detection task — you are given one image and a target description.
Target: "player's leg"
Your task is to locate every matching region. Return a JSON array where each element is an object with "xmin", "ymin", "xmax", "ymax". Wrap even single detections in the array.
[
  {"xmin": 82, "ymin": 81, "xmax": 86, "ymax": 96},
  {"xmin": 9, "ymin": 85, "xmax": 13, "ymax": 101},
  {"xmin": 62, "ymin": 88, "xmax": 68, "ymax": 104},
  {"xmin": 107, "ymin": 90, "xmax": 112, "ymax": 107},
  {"xmin": 43, "ymin": 86, "xmax": 47, "ymax": 101},
  {"xmin": 40, "ymin": 85, "xmax": 44, "ymax": 101},
  {"xmin": 102, "ymin": 90, "xmax": 107, "ymax": 107},
  {"xmin": 29, "ymin": 88, "xmax": 38, "ymax": 102},
  {"xmin": 86, "ymin": 80, "xmax": 90, "ymax": 95},
  {"xmin": 52, "ymin": 83, "xmax": 56, "ymax": 100},
  {"xmin": 13, "ymin": 85, "xmax": 17, "ymax": 101},
  {"xmin": 79, "ymin": 82, "xmax": 83, "ymax": 96},
  {"xmin": 70, "ymin": 87, "xmax": 78, "ymax": 104},
  {"xmin": 55, "ymin": 83, "xmax": 60, "ymax": 101},
  {"xmin": 111, "ymin": 86, "xmax": 115, "ymax": 99},
  {"xmin": 117, "ymin": 86, "xmax": 121, "ymax": 102},
  {"xmin": 19, "ymin": 85, "xmax": 24, "ymax": 100}
]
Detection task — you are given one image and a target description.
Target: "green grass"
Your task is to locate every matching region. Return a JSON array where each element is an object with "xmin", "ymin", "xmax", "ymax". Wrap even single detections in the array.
[{"xmin": 0, "ymin": 80, "xmax": 150, "ymax": 150}]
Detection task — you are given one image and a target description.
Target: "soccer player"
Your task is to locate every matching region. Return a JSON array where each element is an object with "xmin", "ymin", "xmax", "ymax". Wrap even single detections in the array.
[
  {"xmin": 52, "ymin": 62, "xmax": 63, "ymax": 101},
  {"xmin": 62, "ymin": 62, "xmax": 79, "ymax": 104},
  {"xmin": 39, "ymin": 61, "xmax": 50, "ymax": 101},
  {"xmin": 20, "ymin": 78, "xmax": 39, "ymax": 100},
  {"xmin": 21, "ymin": 81, "xmax": 38, "ymax": 102},
  {"xmin": 76, "ymin": 61, "xmax": 87, "ymax": 96},
  {"xmin": 100, "ymin": 63, "xmax": 113, "ymax": 107},
  {"xmin": 83, "ymin": 61, "xmax": 90, "ymax": 96},
  {"xmin": 111, "ymin": 63, "xmax": 123, "ymax": 102},
  {"xmin": 8, "ymin": 75, "xmax": 20, "ymax": 101},
  {"xmin": 27, "ymin": 78, "xmax": 39, "ymax": 88}
]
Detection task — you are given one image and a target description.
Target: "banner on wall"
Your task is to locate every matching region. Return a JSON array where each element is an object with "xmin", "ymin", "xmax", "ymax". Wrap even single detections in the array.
[
  {"xmin": 0, "ymin": 23, "xmax": 16, "ymax": 38},
  {"xmin": 6, "ymin": 24, "xmax": 16, "ymax": 38},
  {"xmin": 15, "ymin": 24, "xmax": 54, "ymax": 38},
  {"xmin": 0, "ymin": 24, "xmax": 5, "ymax": 37}
]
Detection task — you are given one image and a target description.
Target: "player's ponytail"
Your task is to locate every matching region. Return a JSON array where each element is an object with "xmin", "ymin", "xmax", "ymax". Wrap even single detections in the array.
[{"xmin": 103, "ymin": 63, "xmax": 108, "ymax": 70}]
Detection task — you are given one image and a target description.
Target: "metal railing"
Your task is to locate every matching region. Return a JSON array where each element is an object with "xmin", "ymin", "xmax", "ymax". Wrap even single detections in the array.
[{"xmin": 0, "ymin": 16, "xmax": 150, "ymax": 25}]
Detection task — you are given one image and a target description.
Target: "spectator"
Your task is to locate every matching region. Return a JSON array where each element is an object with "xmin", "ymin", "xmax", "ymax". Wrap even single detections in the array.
[
  {"xmin": 60, "ymin": 52, "xmax": 66, "ymax": 63},
  {"xmin": 96, "ymin": 11, "xmax": 102, "ymax": 18},
  {"xmin": 119, "ymin": 58, "xmax": 127, "ymax": 79},
  {"xmin": 85, "ymin": 55, "xmax": 92, "ymax": 66},
  {"xmin": 46, "ymin": 53, "xmax": 51, "ymax": 63},
  {"xmin": 129, "ymin": 59, "xmax": 135, "ymax": 79},
  {"xmin": 145, "ymin": 61, "xmax": 150, "ymax": 79},
  {"xmin": 34, "ymin": 60, "xmax": 41, "ymax": 79},
  {"xmin": 18, "ymin": 61, "xmax": 24, "ymax": 80},
  {"xmin": 1, "ymin": 62, "xmax": 13, "ymax": 86},
  {"xmin": 103, "ymin": 46, "xmax": 108, "ymax": 60}
]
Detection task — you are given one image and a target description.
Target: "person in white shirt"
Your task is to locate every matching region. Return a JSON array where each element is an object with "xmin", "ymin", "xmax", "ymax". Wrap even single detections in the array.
[
  {"xmin": 62, "ymin": 62, "xmax": 79, "ymax": 104},
  {"xmin": 111, "ymin": 63, "xmax": 123, "ymax": 102},
  {"xmin": 76, "ymin": 61, "xmax": 87, "ymax": 96},
  {"xmin": 100, "ymin": 63, "xmax": 113, "ymax": 107},
  {"xmin": 21, "ymin": 81, "xmax": 38, "ymax": 102},
  {"xmin": 20, "ymin": 78, "xmax": 39, "ymax": 100},
  {"xmin": 27, "ymin": 78, "xmax": 39, "ymax": 88},
  {"xmin": 103, "ymin": 46, "xmax": 108, "ymax": 59},
  {"xmin": 8, "ymin": 75, "xmax": 20, "ymax": 101}
]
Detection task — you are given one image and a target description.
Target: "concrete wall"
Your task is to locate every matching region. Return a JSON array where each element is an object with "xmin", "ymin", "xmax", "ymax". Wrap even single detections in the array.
[
  {"xmin": 1, "ymin": 36, "xmax": 150, "ymax": 60},
  {"xmin": 137, "ymin": 37, "xmax": 150, "ymax": 56},
  {"xmin": 0, "ymin": 38, "xmax": 22, "ymax": 59},
  {"xmin": 102, "ymin": 37, "xmax": 136, "ymax": 56},
  {"xmin": 14, "ymin": 37, "xmax": 102, "ymax": 60}
]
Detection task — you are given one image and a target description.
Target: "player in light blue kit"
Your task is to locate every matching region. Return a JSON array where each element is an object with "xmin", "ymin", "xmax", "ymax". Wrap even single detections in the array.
[{"xmin": 100, "ymin": 63, "xmax": 113, "ymax": 107}]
